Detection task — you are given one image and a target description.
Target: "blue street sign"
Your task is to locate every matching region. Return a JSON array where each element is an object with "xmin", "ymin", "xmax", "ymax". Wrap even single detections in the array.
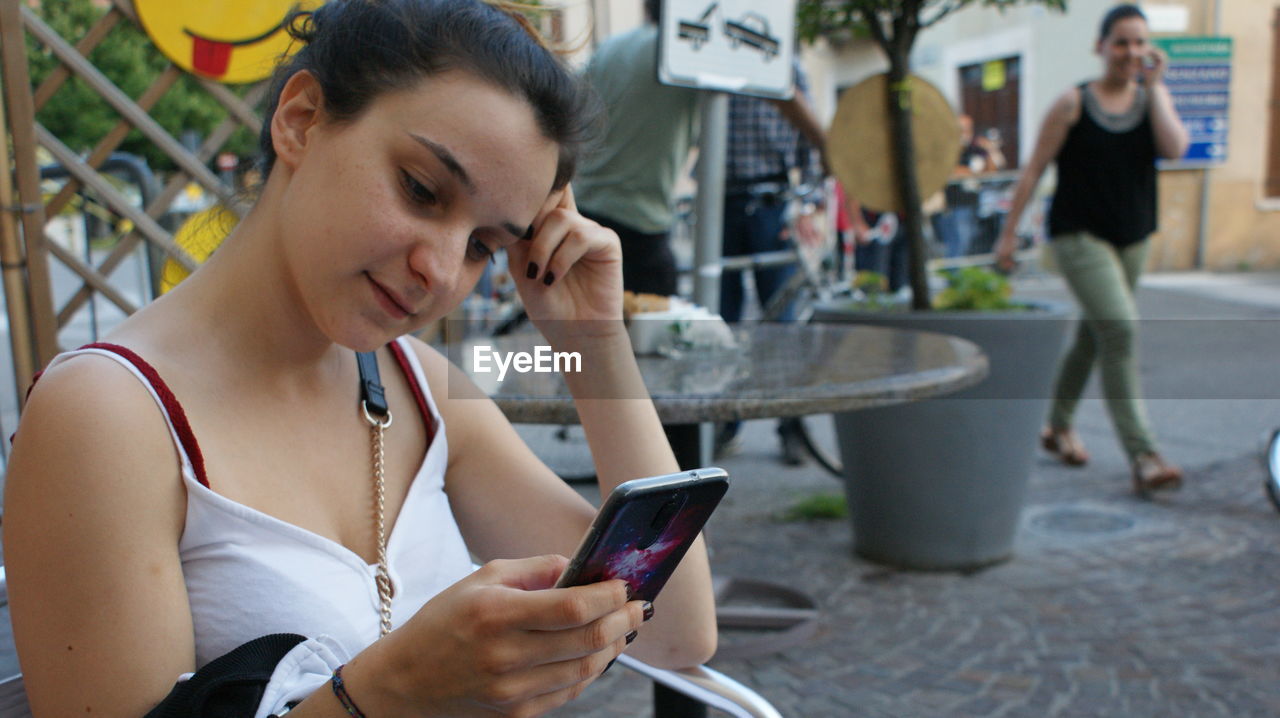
[{"xmin": 1154, "ymin": 36, "xmax": 1232, "ymax": 168}]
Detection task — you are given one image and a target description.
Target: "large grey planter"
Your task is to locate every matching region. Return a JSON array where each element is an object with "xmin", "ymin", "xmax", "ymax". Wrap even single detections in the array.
[{"xmin": 813, "ymin": 300, "xmax": 1073, "ymax": 570}]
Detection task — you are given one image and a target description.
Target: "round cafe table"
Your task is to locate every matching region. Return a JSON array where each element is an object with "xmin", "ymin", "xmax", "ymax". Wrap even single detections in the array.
[{"xmin": 455, "ymin": 322, "xmax": 987, "ymax": 658}]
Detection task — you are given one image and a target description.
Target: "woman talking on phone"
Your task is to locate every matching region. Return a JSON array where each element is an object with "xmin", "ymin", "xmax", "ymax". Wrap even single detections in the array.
[
  {"xmin": 994, "ymin": 4, "xmax": 1188, "ymax": 496},
  {"xmin": 2, "ymin": 1, "xmax": 716, "ymax": 716}
]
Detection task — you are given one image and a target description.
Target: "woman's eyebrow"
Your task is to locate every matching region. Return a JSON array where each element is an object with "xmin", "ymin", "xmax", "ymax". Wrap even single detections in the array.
[
  {"xmin": 407, "ymin": 132, "xmax": 474, "ymax": 193},
  {"xmin": 407, "ymin": 132, "xmax": 532, "ymax": 240}
]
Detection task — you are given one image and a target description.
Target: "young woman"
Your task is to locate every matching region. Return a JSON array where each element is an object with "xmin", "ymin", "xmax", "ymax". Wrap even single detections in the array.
[
  {"xmin": 994, "ymin": 4, "xmax": 1188, "ymax": 496},
  {"xmin": 2, "ymin": 1, "xmax": 716, "ymax": 716}
]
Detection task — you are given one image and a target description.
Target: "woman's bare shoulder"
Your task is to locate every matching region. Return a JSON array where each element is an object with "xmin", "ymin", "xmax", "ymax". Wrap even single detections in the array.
[
  {"xmin": 10, "ymin": 350, "xmax": 187, "ymax": 504},
  {"xmin": 1048, "ymin": 84, "xmax": 1083, "ymax": 125},
  {"xmin": 5, "ymin": 351, "xmax": 193, "ymax": 717}
]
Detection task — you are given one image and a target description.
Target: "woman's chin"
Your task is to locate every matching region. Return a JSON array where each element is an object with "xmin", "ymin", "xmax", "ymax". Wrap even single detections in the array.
[{"xmin": 328, "ymin": 321, "xmax": 402, "ymax": 353}]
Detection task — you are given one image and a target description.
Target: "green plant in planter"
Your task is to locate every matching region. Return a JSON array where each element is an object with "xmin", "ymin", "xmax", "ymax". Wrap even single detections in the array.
[
  {"xmin": 849, "ymin": 270, "xmax": 900, "ymax": 310},
  {"xmin": 852, "ymin": 270, "xmax": 888, "ymax": 295},
  {"xmin": 933, "ymin": 266, "xmax": 1019, "ymax": 311}
]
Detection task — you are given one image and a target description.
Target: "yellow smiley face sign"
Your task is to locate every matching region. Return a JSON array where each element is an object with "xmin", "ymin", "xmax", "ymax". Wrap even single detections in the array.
[{"xmin": 136, "ymin": 0, "xmax": 325, "ymax": 84}]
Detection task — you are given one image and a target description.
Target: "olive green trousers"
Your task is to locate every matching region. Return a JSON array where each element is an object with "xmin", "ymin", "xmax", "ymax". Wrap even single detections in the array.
[{"xmin": 1048, "ymin": 232, "xmax": 1157, "ymax": 459}]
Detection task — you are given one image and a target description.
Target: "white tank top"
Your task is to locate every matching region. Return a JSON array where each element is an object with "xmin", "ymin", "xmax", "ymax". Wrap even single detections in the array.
[{"xmin": 47, "ymin": 337, "xmax": 474, "ymax": 668}]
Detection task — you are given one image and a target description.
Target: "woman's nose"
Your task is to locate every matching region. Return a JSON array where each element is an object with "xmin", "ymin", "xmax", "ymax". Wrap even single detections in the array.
[{"xmin": 407, "ymin": 231, "xmax": 465, "ymax": 295}]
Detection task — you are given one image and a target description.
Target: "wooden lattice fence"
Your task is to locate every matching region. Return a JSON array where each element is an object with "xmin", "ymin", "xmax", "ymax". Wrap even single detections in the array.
[{"xmin": 0, "ymin": 0, "xmax": 265, "ymax": 411}]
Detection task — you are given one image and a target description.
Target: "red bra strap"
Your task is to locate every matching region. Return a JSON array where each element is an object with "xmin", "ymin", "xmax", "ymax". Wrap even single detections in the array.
[
  {"xmin": 388, "ymin": 339, "xmax": 436, "ymax": 445},
  {"xmin": 81, "ymin": 342, "xmax": 212, "ymax": 489},
  {"xmin": 29, "ymin": 342, "xmax": 435, "ymax": 490}
]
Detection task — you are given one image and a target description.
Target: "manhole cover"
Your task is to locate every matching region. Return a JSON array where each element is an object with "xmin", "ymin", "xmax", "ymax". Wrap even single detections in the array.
[{"xmin": 1027, "ymin": 506, "xmax": 1137, "ymax": 536}]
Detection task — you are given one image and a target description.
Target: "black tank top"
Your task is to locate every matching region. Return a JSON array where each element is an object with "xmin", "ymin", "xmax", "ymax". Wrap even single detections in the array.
[{"xmin": 1048, "ymin": 82, "xmax": 1157, "ymax": 247}]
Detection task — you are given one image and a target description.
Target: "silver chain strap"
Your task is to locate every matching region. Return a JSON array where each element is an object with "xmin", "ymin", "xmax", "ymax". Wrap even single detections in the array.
[{"xmin": 363, "ymin": 400, "xmax": 394, "ymax": 637}]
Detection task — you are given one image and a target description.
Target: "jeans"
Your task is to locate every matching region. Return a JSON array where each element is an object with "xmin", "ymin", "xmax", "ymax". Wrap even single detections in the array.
[
  {"xmin": 719, "ymin": 192, "xmax": 795, "ymax": 322},
  {"xmin": 933, "ymin": 205, "xmax": 977, "ymax": 259},
  {"xmin": 717, "ymin": 191, "xmax": 797, "ymax": 448},
  {"xmin": 1048, "ymin": 232, "xmax": 1157, "ymax": 459}
]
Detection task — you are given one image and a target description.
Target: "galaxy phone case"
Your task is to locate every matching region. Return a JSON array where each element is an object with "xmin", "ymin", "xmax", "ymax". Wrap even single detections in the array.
[{"xmin": 555, "ymin": 467, "xmax": 729, "ymax": 602}]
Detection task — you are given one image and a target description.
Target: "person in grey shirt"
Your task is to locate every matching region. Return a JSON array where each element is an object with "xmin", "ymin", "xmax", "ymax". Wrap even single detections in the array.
[{"xmin": 575, "ymin": 0, "xmax": 700, "ymax": 296}]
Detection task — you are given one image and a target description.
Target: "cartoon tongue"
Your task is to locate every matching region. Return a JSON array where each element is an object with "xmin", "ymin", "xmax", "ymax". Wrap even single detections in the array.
[{"xmin": 191, "ymin": 35, "xmax": 232, "ymax": 78}]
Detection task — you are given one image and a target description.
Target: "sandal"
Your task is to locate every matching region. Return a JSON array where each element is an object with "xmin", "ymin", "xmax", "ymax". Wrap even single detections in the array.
[
  {"xmin": 1041, "ymin": 427, "xmax": 1090, "ymax": 466},
  {"xmin": 1131, "ymin": 453, "xmax": 1183, "ymax": 498}
]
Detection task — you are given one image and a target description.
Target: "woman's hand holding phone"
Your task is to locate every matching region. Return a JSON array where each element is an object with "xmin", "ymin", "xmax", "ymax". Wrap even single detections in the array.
[{"xmin": 339, "ymin": 555, "xmax": 647, "ymax": 718}]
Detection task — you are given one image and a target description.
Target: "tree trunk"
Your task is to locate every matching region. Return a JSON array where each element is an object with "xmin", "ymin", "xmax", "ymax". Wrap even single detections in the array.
[{"xmin": 885, "ymin": 52, "xmax": 932, "ymax": 309}]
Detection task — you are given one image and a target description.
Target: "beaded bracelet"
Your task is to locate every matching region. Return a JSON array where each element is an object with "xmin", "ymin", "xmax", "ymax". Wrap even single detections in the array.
[{"xmin": 331, "ymin": 664, "xmax": 368, "ymax": 718}]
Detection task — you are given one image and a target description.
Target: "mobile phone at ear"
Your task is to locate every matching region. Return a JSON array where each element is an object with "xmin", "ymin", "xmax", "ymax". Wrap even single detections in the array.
[{"xmin": 555, "ymin": 467, "xmax": 729, "ymax": 602}]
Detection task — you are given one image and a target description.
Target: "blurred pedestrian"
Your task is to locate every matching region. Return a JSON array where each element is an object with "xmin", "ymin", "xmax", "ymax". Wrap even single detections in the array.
[
  {"xmin": 716, "ymin": 61, "xmax": 828, "ymax": 465},
  {"xmin": 994, "ymin": 4, "xmax": 1189, "ymax": 496},
  {"xmin": 575, "ymin": 0, "xmax": 700, "ymax": 297},
  {"xmin": 935, "ymin": 114, "xmax": 1005, "ymax": 258}
]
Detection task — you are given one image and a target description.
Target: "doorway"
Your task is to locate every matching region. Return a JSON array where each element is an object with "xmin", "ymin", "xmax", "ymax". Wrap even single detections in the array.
[{"xmin": 958, "ymin": 55, "xmax": 1021, "ymax": 171}]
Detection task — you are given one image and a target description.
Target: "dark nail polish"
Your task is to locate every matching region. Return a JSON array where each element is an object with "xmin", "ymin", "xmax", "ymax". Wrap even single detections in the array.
[
  {"xmin": 526, "ymin": 262, "xmax": 538, "ymax": 279},
  {"xmin": 642, "ymin": 601, "xmax": 654, "ymax": 622},
  {"xmin": 625, "ymin": 630, "xmax": 638, "ymax": 645},
  {"xmin": 542, "ymin": 271, "xmax": 555, "ymax": 286},
  {"xmin": 602, "ymin": 658, "xmax": 616, "ymax": 675}
]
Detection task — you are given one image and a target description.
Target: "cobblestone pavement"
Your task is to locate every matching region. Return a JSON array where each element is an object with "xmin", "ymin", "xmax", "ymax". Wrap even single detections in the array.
[
  {"xmin": 551, "ymin": 436, "xmax": 1280, "ymax": 718},
  {"xmin": 548, "ymin": 275, "xmax": 1280, "ymax": 717}
]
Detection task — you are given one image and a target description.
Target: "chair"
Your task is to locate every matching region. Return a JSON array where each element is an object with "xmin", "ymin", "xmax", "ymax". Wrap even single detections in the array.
[{"xmin": 0, "ymin": 567, "xmax": 781, "ymax": 717}]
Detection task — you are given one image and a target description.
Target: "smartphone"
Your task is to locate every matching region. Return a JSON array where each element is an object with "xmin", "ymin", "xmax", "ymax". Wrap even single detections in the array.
[{"xmin": 555, "ymin": 467, "xmax": 729, "ymax": 602}]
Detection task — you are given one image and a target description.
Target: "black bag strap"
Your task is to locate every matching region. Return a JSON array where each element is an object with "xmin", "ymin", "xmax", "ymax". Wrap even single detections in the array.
[
  {"xmin": 356, "ymin": 351, "xmax": 388, "ymax": 419},
  {"xmin": 143, "ymin": 633, "xmax": 307, "ymax": 718}
]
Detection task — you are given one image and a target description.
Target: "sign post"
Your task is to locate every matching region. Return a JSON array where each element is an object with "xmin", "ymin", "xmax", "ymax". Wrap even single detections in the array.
[
  {"xmin": 657, "ymin": 0, "xmax": 797, "ymax": 467},
  {"xmin": 658, "ymin": 0, "xmax": 798, "ymax": 313}
]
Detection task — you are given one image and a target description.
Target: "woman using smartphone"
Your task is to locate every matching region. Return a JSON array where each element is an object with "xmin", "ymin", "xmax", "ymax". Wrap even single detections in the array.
[
  {"xmin": 994, "ymin": 4, "xmax": 1188, "ymax": 495},
  {"xmin": 2, "ymin": 1, "xmax": 715, "ymax": 716}
]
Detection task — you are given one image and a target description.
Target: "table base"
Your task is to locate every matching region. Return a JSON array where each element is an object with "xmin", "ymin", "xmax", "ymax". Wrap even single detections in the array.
[{"xmin": 669, "ymin": 425, "xmax": 822, "ymax": 660}]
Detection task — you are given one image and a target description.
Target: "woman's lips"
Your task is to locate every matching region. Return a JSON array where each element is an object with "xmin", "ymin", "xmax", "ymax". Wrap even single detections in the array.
[{"xmin": 367, "ymin": 274, "xmax": 413, "ymax": 320}]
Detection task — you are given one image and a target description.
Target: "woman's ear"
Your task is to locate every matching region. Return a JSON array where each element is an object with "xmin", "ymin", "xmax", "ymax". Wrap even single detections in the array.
[{"xmin": 270, "ymin": 71, "xmax": 325, "ymax": 171}]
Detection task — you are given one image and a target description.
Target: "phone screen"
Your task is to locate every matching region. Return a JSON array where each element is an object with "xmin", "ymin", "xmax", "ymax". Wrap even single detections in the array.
[{"xmin": 556, "ymin": 469, "xmax": 728, "ymax": 601}]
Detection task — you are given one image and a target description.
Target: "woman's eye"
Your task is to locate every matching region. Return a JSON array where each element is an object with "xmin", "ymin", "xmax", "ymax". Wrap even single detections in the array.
[
  {"xmin": 400, "ymin": 170, "xmax": 437, "ymax": 205},
  {"xmin": 467, "ymin": 235, "xmax": 496, "ymax": 264}
]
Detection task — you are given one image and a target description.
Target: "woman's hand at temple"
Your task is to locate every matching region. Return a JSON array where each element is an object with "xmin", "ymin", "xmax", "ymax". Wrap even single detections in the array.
[{"xmin": 507, "ymin": 184, "xmax": 625, "ymax": 337}]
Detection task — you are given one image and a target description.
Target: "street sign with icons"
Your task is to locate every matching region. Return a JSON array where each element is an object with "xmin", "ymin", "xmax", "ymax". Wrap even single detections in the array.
[{"xmin": 658, "ymin": 0, "xmax": 797, "ymax": 99}]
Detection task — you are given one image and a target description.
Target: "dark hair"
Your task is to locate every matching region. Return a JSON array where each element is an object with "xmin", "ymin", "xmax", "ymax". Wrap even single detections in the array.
[
  {"xmin": 258, "ymin": 0, "xmax": 598, "ymax": 190},
  {"xmin": 1099, "ymin": 3, "xmax": 1146, "ymax": 41},
  {"xmin": 644, "ymin": 0, "xmax": 661, "ymax": 25}
]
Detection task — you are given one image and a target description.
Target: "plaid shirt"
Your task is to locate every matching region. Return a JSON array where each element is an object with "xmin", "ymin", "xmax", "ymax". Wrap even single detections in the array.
[{"xmin": 725, "ymin": 60, "xmax": 823, "ymax": 189}]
